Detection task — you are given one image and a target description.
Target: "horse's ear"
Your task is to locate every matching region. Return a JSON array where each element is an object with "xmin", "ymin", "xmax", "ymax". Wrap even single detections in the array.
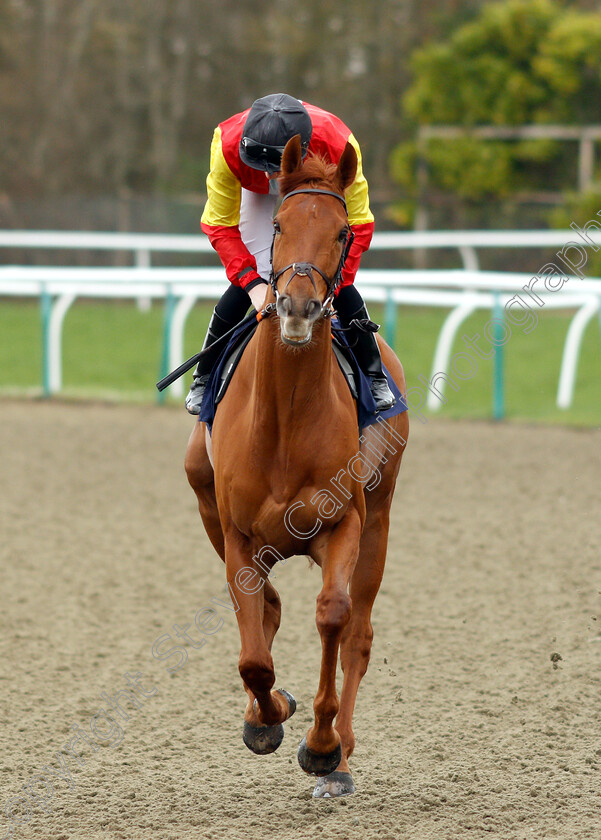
[
  {"xmin": 280, "ymin": 134, "xmax": 303, "ymax": 176},
  {"xmin": 336, "ymin": 142, "xmax": 357, "ymax": 192}
]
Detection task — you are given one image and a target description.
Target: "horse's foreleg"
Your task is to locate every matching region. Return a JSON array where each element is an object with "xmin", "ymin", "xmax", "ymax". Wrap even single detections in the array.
[
  {"xmin": 241, "ymin": 579, "xmax": 282, "ymax": 712},
  {"xmin": 312, "ymin": 505, "xmax": 391, "ymax": 797},
  {"xmin": 298, "ymin": 508, "xmax": 362, "ymax": 777},
  {"xmin": 239, "ymin": 578, "xmax": 285, "ymax": 751},
  {"xmin": 327, "ymin": 414, "xmax": 407, "ymax": 784},
  {"xmin": 224, "ymin": 527, "xmax": 295, "ymax": 754}
]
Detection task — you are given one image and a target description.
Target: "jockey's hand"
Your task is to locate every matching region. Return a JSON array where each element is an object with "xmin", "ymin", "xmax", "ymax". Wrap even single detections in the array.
[{"xmin": 247, "ymin": 280, "xmax": 269, "ymax": 312}]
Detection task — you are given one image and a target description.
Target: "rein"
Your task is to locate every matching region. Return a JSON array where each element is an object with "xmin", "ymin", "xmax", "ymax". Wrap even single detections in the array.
[{"xmin": 269, "ymin": 188, "xmax": 355, "ymax": 317}]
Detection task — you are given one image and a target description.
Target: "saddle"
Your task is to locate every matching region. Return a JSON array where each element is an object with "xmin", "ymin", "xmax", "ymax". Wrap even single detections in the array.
[{"xmin": 198, "ymin": 318, "xmax": 407, "ymax": 433}]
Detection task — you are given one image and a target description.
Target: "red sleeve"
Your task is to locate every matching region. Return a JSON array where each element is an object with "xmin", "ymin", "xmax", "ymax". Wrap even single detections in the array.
[
  {"xmin": 202, "ymin": 219, "xmax": 373, "ymax": 289},
  {"xmin": 200, "ymin": 222, "xmax": 263, "ymax": 288},
  {"xmin": 340, "ymin": 221, "xmax": 374, "ymax": 287}
]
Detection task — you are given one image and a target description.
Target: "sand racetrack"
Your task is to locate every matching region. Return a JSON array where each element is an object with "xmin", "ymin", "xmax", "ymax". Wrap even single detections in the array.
[{"xmin": 1, "ymin": 400, "xmax": 600, "ymax": 840}]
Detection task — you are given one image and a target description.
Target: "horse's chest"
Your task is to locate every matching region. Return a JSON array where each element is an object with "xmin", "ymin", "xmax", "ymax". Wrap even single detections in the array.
[
  {"xmin": 223, "ymin": 465, "xmax": 348, "ymax": 547},
  {"xmin": 214, "ymin": 426, "xmax": 358, "ymax": 546}
]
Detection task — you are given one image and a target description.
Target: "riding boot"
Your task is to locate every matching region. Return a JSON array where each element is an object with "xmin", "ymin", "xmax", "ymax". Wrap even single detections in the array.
[
  {"xmin": 185, "ymin": 284, "xmax": 251, "ymax": 415},
  {"xmin": 335, "ymin": 285, "xmax": 396, "ymax": 412}
]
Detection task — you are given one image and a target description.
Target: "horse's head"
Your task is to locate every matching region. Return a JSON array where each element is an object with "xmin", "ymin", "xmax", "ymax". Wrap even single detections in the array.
[{"xmin": 271, "ymin": 135, "xmax": 357, "ymax": 346}]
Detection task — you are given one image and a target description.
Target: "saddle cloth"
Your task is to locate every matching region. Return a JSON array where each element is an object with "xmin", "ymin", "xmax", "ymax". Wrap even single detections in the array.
[{"xmin": 198, "ymin": 317, "xmax": 407, "ymax": 433}]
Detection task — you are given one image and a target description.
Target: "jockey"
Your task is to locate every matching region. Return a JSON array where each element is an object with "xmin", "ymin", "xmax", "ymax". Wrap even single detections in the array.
[{"xmin": 186, "ymin": 93, "xmax": 396, "ymax": 414}]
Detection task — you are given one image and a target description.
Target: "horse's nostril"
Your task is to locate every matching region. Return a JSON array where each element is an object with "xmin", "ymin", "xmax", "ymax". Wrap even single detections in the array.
[
  {"xmin": 278, "ymin": 295, "xmax": 292, "ymax": 315},
  {"xmin": 305, "ymin": 299, "xmax": 322, "ymax": 319}
]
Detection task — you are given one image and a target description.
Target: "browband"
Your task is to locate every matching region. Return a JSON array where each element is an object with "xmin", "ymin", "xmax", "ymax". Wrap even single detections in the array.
[{"xmin": 280, "ymin": 188, "xmax": 347, "ymax": 212}]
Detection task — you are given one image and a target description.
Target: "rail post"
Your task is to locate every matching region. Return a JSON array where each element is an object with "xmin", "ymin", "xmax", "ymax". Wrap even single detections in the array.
[
  {"xmin": 135, "ymin": 248, "xmax": 152, "ymax": 312},
  {"xmin": 158, "ymin": 285, "xmax": 177, "ymax": 404},
  {"xmin": 40, "ymin": 284, "xmax": 52, "ymax": 398},
  {"xmin": 384, "ymin": 288, "xmax": 397, "ymax": 350},
  {"xmin": 492, "ymin": 293, "xmax": 505, "ymax": 420}
]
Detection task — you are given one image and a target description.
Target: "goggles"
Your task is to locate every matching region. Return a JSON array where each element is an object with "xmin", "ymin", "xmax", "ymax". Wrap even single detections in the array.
[{"xmin": 240, "ymin": 136, "xmax": 309, "ymax": 174}]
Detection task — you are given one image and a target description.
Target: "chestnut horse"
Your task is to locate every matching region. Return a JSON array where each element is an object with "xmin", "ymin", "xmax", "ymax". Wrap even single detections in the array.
[{"xmin": 185, "ymin": 135, "xmax": 408, "ymax": 797}]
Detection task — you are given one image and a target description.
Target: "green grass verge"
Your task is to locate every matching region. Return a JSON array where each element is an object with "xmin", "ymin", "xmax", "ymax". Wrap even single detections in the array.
[{"xmin": 1, "ymin": 298, "xmax": 600, "ymax": 426}]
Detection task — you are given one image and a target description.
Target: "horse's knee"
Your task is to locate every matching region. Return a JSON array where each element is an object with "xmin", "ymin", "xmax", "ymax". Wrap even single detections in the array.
[
  {"xmin": 239, "ymin": 656, "xmax": 275, "ymax": 694},
  {"xmin": 316, "ymin": 590, "xmax": 352, "ymax": 637}
]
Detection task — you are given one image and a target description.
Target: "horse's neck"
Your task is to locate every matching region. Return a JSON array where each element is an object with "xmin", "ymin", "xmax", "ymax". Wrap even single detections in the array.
[{"xmin": 252, "ymin": 319, "xmax": 335, "ymax": 430}]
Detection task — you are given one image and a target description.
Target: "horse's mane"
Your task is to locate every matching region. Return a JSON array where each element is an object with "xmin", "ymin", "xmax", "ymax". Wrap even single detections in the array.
[{"xmin": 278, "ymin": 153, "xmax": 341, "ymax": 197}]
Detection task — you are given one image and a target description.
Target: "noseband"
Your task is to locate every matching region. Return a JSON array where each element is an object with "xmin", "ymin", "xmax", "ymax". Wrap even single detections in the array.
[{"xmin": 269, "ymin": 188, "xmax": 355, "ymax": 316}]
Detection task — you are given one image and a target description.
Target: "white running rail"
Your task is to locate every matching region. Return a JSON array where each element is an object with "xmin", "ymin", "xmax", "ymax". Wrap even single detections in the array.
[{"xmin": 1, "ymin": 229, "xmax": 600, "ymax": 413}]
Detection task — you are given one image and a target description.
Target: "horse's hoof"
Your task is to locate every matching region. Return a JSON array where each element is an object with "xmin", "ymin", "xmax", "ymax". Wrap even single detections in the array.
[
  {"xmin": 312, "ymin": 771, "xmax": 355, "ymax": 798},
  {"xmin": 253, "ymin": 688, "xmax": 297, "ymax": 719},
  {"xmin": 243, "ymin": 720, "xmax": 284, "ymax": 755},
  {"xmin": 276, "ymin": 688, "xmax": 297, "ymax": 717},
  {"xmin": 297, "ymin": 736, "xmax": 342, "ymax": 776},
  {"xmin": 242, "ymin": 689, "xmax": 296, "ymax": 755}
]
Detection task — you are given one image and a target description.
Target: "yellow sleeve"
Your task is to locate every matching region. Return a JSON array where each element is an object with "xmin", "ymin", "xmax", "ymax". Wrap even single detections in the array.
[
  {"xmin": 201, "ymin": 127, "xmax": 242, "ymax": 227},
  {"xmin": 345, "ymin": 133, "xmax": 375, "ymax": 226}
]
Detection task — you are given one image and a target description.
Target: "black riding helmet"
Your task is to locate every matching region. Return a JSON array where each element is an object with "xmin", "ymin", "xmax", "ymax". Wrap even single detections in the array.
[{"xmin": 239, "ymin": 93, "xmax": 312, "ymax": 174}]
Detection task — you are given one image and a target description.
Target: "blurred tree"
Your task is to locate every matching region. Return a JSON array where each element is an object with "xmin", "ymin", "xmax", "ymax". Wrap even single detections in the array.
[
  {"xmin": 9, "ymin": 0, "xmax": 600, "ymax": 232},
  {"xmin": 0, "ymin": 0, "xmax": 488, "ymax": 206},
  {"xmin": 550, "ymin": 187, "xmax": 601, "ymax": 273},
  {"xmin": 391, "ymin": 0, "xmax": 601, "ymax": 226}
]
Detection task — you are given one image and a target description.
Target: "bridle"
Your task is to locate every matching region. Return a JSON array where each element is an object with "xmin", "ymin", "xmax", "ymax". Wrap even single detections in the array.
[
  {"xmin": 156, "ymin": 189, "xmax": 354, "ymax": 392},
  {"xmin": 269, "ymin": 188, "xmax": 355, "ymax": 317}
]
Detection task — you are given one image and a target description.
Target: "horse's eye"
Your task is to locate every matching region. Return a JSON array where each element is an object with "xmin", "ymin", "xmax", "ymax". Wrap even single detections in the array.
[
  {"xmin": 338, "ymin": 228, "xmax": 349, "ymax": 243},
  {"xmin": 273, "ymin": 220, "xmax": 281, "ymax": 234}
]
